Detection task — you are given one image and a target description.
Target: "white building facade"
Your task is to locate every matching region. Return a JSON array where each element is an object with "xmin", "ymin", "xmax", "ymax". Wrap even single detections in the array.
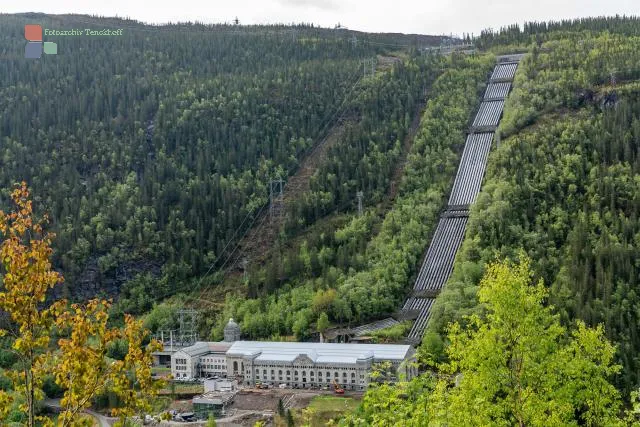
[
  {"xmin": 171, "ymin": 341, "xmax": 233, "ymax": 380},
  {"xmin": 170, "ymin": 319, "xmax": 416, "ymax": 390},
  {"xmin": 225, "ymin": 341, "xmax": 415, "ymax": 391}
]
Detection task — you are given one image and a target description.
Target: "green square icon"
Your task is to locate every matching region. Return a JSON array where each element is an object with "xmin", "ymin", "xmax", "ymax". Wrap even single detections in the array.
[{"xmin": 43, "ymin": 42, "xmax": 57, "ymax": 55}]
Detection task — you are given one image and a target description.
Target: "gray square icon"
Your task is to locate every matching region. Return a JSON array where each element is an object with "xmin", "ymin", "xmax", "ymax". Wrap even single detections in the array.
[{"xmin": 25, "ymin": 42, "xmax": 43, "ymax": 59}]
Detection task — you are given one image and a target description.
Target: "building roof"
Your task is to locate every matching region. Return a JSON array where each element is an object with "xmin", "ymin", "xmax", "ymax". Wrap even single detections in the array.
[
  {"xmin": 193, "ymin": 391, "xmax": 235, "ymax": 405},
  {"xmin": 178, "ymin": 341, "xmax": 234, "ymax": 357},
  {"xmin": 226, "ymin": 341, "xmax": 412, "ymax": 365},
  {"xmin": 324, "ymin": 317, "xmax": 400, "ymax": 340},
  {"xmin": 225, "ymin": 318, "xmax": 240, "ymax": 330}
]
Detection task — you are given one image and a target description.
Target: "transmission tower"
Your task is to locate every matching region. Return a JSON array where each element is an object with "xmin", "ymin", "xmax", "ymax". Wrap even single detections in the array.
[
  {"xmin": 177, "ymin": 309, "xmax": 199, "ymax": 346},
  {"xmin": 351, "ymin": 35, "xmax": 358, "ymax": 47},
  {"xmin": 356, "ymin": 191, "xmax": 364, "ymax": 216},
  {"xmin": 363, "ymin": 58, "xmax": 376, "ymax": 77},
  {"xmin": 269, "ymin": 177, "xmax": 285, "ymax": 220}
]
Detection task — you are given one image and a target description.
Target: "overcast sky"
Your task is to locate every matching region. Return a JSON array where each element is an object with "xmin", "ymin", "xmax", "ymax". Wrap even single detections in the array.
[{"xmin": 6, "ymin": 0, "xmax": 639, "ymax": 36}]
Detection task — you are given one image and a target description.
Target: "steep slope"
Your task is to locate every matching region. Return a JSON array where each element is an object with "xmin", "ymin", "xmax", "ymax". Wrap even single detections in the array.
[
  {"xmin": 0, "ymin": 14, "xmax": 444, "ymax": 309},
  {"xmin": 402, "ymin": 57, "xmax": 521, "ymax": 343},
  {"xmin": 208, "ymin": 54, "xmax": 493, "ymax": 341},
  {"xmin": 429, "ymin": 29, "xmax": 640, "ymax": 393}
]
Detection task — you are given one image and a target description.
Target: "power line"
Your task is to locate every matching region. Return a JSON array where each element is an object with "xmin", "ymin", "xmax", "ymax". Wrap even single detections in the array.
[{"xmin": 158, "ymin": 67, "xmax": 367, "ymax": 306}]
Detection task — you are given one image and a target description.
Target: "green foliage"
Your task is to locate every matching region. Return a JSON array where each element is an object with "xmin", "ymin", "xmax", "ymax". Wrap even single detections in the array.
[
  {"xmin": 287, "ymin": 55, "xmax": 442, "ymax": 231},
  {"xmin": 316, "ymin": 312, "xmax": 330, "ymax": 334},
  {"xmin": 217, "ymin": 53, "xmax": 494, "ymax": 339},
  {"xmin": 142, "ymin": 301, "xmax": 181, "ymax": 333},
  {"xmin": 0, "ymin": 337, "xmax": 17, "ymax": 369},
  {"xmin": 429, "ymin": 31, "xmax": 640, "ymax": 393},
  {"xmin": 368, "ymin": 321, "xmax": 411, "ymax": 343},
  {"xmin": 0, "ymin": 14, "xmax": 424, "ymax": 306},
  {"xmin": 340, "ymin": 374, "xmax": 434, "ymax": 426},
  {"xmin": 342, "ymin": 258, "xmax": 625, "ymax": 426},
  {"xmin": 430, "ymin": 258, "xmax": 622, "ymax": 426},
  {"xmin": 500, "ymin": 33, "xmax": 640, "ymax": 137},
  {"xmin": 106, "ymin": 339, "xmax": 129, "ymax": 361},
  {"xmin": 476, "ymin": 16, "xmax": 640, "ymax": 50},
  {"xmin": 206, "ymin": 414, "xmax": 217, "ymax": 427},
  {"xmin": 0, "ymin": 374, "xmax": 12, "ymax": 392},
  {"xmin": 286, "ymin": 409, "xmax": 295, "ymax": 427},
  {"xmin": 41, "ymin": 375, "xmax": 63, "ymax": 399},
  {"xmin": 278, "ymin": 398, "xmax": 285, "ymax": 417}
]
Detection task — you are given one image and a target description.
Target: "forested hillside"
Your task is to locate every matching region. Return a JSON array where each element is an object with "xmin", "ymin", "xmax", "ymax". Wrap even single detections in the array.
[
  {"xmin": 209, "ymin": 54, "xmax": 493, "ymax": 340},
  {"xmin": 3, "ymin": 9, "xmax": 640, "ymax": 425},
  {"xmin": 344, "ymin": 16, "xmax": 640, "ymax": 426},
  {"xmin": 429, "ymin": 28, "xmax": 640, "ymax": 393},
  {"xmin": 0, "ymin": 13, "xmax": 442, "ymax": 307}
]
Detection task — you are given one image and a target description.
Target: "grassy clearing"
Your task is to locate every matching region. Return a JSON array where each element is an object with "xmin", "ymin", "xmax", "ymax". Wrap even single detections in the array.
[
  {"xmin": 158, "ymin": 381, "xmax": 204, "ymax": 396},
  {"xmin": 298, "ymin": 395, "xmax": 360, "ymax": 426},
  {"xmin": 152, "ymin": 366, "xmax": 171, "ymax": 376}
]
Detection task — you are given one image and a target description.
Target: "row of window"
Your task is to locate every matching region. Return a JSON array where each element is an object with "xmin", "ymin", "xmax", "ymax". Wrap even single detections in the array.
[
  {"xmin": 175, "ymin": 358, "xmax": 187, "ymax": 365},
  {"xmin": 256, "ymin": 372, "xmax": 364, "ymax": 381},
  {"xmin": 201, "ymin": 357, "xmax": 224, "ymax": 363},
  {"xmin": 254, "ymin": 368, "xmax": 362, "ymax": 378},
  {"xmin": 202, "ymin": 365, "xmax": 226, "ymax": 370},
  {"xmin": 247, "ymin": 363, "xmax": 364, "ymax": 371},
  {"xmin": 175, "ymin": 366, "xmax": 187, "ymax": 371},
  {"xmin": 254, "ymin": 376, "xmax": 365, "ymax": 385}
]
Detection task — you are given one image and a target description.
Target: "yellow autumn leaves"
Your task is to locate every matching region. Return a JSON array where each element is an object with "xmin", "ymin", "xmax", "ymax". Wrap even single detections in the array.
[{"xmin": 0, "ymin": 183, "xmax": 162, "ymax": 426}]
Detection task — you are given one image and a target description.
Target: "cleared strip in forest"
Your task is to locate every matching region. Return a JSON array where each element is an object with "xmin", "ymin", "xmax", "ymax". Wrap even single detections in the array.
[
  {"xmin": 205, "ymin": 61, "xmax": 438, "ymax": 289},
  {"xmin": 183, "ymin": 69, "xmax": 365, "ymax": 305},
  {"xmin": 403, "ymin": 56, "xmax": 522, "ymax": 344},
  {"xmin": 229, "ymin": 122, "xmax": 350, "ymax": 270},
  {"xmin": 388, "ymin": 99, "xmax": 428, "ymax": 200}
]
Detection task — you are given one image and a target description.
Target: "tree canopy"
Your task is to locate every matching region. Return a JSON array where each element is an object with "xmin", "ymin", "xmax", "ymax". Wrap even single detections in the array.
[{"xmin": 342, "ymin": 258, "xmax": 626, "ymax": 426}]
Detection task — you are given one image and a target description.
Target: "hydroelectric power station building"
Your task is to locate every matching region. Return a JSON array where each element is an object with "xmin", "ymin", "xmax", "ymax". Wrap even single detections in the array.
[{"xmin": 168, "ymin": 318, "xmax": 416, "ymax": 391}]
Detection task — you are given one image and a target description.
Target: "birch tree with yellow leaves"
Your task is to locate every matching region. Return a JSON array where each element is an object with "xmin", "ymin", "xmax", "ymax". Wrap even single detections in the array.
[
  {"xmin": 0, "ymin": 182, "xmax": 163, "ymax": 425},
  {"xmin": 54, "ymin": 299, "xmax": 120, "ymax": 426},
  {"xmin": 0, "ymin": 182, "xmax": 63, "ymax": 426}
]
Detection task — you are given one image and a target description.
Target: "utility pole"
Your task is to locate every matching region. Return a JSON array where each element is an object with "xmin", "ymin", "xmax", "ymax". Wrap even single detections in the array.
[
  {"xmin": 356, "ymin": 191, "xmax": 363, "ymax": 216},
  {"xmin": 269, "ymin": 177, "xmax": 285, "ymax": 220},
  {"xmin": 242, "ymin": 258, "xmax": 249, "ymax": 284}
]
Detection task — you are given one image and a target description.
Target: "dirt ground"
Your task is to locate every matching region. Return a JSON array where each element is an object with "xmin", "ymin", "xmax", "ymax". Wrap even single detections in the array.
[
  {"xmin": 229, "ymin": 388, "xmax": 363, "ymax": 411},
  {"xmin": 161, "ymin": 388, "xmax": 363, "ymax": 427}
]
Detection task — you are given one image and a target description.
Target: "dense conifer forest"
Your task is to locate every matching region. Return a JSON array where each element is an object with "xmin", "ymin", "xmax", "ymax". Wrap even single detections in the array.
[
  {"xmin": 0, "ymin": 13, "xmax": 442, "ymax": 309},
  {"xmin": 3, "ymin": 11, "xmax": 640, "ymax": 424},
  {"xmin": 343, "ymin": 16, "xmax": 640, "ymax": 425},
  {"xmin": 429, "ymin": 26, "xmax": 640, "ymax": 393}
]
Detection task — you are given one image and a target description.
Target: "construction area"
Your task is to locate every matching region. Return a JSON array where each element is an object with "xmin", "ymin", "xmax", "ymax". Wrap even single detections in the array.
[{"xmin": 165, "ymin": 387, "xmax": 362, "ymax": 426}]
